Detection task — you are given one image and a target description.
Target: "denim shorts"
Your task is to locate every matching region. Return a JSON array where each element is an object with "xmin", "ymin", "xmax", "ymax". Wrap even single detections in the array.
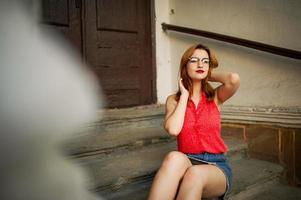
[{"xmin": 186, "ymin": 152, "xmax": 232, "ymax": 200}]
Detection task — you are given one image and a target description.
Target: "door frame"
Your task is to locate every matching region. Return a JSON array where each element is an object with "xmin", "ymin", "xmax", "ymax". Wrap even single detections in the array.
[{"xmin": 150, "ymin": 0, "xmax": 157, "ymax": 104}]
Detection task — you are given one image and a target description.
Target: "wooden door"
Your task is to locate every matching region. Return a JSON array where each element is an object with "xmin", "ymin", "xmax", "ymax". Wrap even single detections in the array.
[
  {"xmin": 41, "ymin": 0, "xmax": 82, "ymax": 53},
  {"xmin": 42, "ymin": 0, "xmax": 155, "ymax": 108},
  {"xmin": 84, "ymin": 0, "xmax": 154, "ymax": 108}
]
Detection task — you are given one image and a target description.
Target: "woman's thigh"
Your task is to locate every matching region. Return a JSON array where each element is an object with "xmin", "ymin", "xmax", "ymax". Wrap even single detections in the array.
[
  {"xmin": 186, "ymin": 164, "xmax": 227, "ymax": 198},
  {"xmin": 148, "ymin": 151, "xmax": 193, "ymax": 200}
]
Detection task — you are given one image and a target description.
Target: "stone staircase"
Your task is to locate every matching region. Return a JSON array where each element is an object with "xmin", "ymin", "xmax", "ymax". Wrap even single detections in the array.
[{"xmin": 64, "ymin": 105, "xmax": 301, "ymax": 200}]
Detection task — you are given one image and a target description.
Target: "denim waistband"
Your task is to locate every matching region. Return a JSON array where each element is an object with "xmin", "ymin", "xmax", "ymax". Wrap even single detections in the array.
[{"xmin": 187, "ymin": 152, "xmax": 226, "ymax": 162}]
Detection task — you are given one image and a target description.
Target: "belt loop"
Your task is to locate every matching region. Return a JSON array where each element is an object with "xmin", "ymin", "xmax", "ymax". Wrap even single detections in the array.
[{"xmin": 204, "ymin": 153, "xmax": 208, "ymax": 160}]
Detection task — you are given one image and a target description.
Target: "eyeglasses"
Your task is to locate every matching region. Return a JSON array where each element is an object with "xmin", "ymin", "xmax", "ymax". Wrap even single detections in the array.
[{"xmin": 188, "ymin": 57, "xmax": 210, "ymax": 65}]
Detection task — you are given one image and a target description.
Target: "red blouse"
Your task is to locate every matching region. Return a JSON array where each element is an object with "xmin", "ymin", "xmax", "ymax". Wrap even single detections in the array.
[{"xmin": 177, "ymin": 92, "xmax": 228, "ymax": 154}]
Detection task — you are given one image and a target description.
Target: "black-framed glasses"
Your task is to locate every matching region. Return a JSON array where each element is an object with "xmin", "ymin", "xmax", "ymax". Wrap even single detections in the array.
[{"xmin": 188, "ymin": 57, "xmax": 210, "ymax": 65}]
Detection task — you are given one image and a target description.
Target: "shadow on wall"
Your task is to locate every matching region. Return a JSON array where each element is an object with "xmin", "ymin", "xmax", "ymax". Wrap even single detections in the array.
[{"xmin": 0, "ymin": 1, "xmax": 104, "ymax": 200}]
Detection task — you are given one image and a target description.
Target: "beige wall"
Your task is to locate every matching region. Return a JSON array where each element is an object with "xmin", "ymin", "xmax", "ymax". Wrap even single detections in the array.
[
  {"xmin": 154, "ymin": 0, "xmax": 173, "ymax": 103},
  {"xmin": 155, "ymin": 0, "xmax": 301, "ymax": 108},
  {"xmin": 170, "ymin": 0, "xmax": 301, "ymax": 51}
]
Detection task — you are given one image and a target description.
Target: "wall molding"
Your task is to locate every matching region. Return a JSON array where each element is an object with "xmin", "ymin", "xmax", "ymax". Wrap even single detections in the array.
[
  {"xmin": 222, "ymin": 105, "xmax": 301, "ymax": 128},
  {"xmin": 97, "ymin": 104, "xmax": 301, "ymax": 129}
]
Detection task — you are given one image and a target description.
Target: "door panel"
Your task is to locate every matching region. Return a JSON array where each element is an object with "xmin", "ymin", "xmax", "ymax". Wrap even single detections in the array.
[
  {"xmin": 41, "ymin": 0, "xmax": 82, "ymax": 52},
  {"xmin": 85, "ymin": 0, "xmax": 153, "ymax": 108},
  {"xmin": 97, "ymin": 0, "xmax": 138, "ymax": 32}
]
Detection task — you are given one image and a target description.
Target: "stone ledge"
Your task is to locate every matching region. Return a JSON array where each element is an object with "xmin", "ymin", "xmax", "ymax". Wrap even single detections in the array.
[
  {"xmin": 95, "ymin": 104, "xmax": 301, "ymax": 128},
  {"xmin": 96, "ymin": 104, "xmax": 164, "ymax": 123},
  {"xmin": 222, "ymin": 105, "xmax": 301, "ymax": 128}
]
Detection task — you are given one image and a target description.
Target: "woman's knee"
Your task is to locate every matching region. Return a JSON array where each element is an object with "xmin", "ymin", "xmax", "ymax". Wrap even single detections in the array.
[
  {"xmin": 161, "ymin": 151, "xmax": 191, "ymax": 172},
  {"xmin": 183, "ymin": 165, "xmax": 209, "ymax": 187}
]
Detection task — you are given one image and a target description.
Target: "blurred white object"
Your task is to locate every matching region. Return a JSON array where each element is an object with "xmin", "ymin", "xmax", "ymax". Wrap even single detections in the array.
[{"xmin": 0, "ymin": 1, "xmax": 103, "ymax": 200}]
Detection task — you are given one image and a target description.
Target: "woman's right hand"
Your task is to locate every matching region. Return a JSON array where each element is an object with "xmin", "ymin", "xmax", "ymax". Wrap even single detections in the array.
[{"xmin": 179, "ymin": 78, "xmax": 189, "ymax": 97}]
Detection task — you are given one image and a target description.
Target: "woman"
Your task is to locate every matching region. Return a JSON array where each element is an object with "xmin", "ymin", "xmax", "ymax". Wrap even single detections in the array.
[{"xmin": 148, "ymin": 44, "xmax": 240, "ymax": 200}]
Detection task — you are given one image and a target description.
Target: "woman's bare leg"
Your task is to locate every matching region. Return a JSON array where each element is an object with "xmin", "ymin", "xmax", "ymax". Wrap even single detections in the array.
[
  {"xmin": 176, "ymin": 165, "xmax": 227, "ymax": 200},
  {"xmin": 148, "ymin": 151, "xmax": 192, "ymax": 200}
]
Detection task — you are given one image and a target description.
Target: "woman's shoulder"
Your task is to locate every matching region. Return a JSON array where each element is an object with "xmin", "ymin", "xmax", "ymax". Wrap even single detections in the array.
[
  {"xmin": 166, "ymin": 94, "xmax": 177, "ymax": 101},
  {"xmin": 165, "ymin": 94, "xmax": 178, "ymax": 114},
  {"xmin": 166, "ymin": 94, "xmax": 178, "ymax": 106}
]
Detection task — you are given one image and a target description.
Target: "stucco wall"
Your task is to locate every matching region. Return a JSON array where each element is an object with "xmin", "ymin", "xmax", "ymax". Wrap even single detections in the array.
[
  {"xmin": 155, "ymin": 0, "xmax": 301, "ymax": 108},
  {"xmin": 154, "ymin": 0, "xmax": 173, "ymax": 103}
]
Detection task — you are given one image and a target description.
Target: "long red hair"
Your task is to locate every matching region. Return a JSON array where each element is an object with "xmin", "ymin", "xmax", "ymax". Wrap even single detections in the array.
[{"xmin": 176, "ymin": 44, "xmax": 218, "ymax": 101}]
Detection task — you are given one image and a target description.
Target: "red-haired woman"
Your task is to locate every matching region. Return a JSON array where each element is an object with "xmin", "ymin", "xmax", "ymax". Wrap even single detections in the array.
[{"xmin": 148, "ymin": 44, "xmax": 240, "ymax": 200}]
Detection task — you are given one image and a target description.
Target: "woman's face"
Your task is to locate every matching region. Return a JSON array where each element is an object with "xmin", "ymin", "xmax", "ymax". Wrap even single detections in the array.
[{"xmin": 186, "ymin": 49, "xmax": 210, "ymax": 81}]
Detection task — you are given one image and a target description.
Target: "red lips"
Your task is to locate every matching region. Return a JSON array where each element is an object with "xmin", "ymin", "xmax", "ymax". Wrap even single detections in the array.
[{"xmin": 196, "ymin": 70, "xmax": 205, "ymax": 73}]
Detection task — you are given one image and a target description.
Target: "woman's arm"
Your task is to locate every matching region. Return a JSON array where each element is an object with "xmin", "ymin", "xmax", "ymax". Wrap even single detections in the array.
[
  {"xmin": 164, "ymin": 79, "xmax": 189, "ymax": 136},
  {"xmin": 209, "ymin": 71, "xmax": 240, "ymax": 104}
]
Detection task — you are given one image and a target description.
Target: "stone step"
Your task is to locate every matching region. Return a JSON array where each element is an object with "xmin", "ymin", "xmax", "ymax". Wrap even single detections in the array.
[
  {"xmin": 64, "ymin": 105, "xmax": 247, "ymax": 160},
  {"xmin": 229, "ymin": 158, "xmax": 283, "ymax": 197},
  {"xmin": 80, "ymin": 139, "xmax": 176, "ymax": 191},
  {"xmin": 95, "ymin": 105, "xmax": 164, "ymax": 132},
  {"xmin": 76, "ymin": 136, "xmax": 247, "ymax": 192},
  {"xmin": 232, "ymin": 182, "xmax": 301, "ymax": 200},
  {"xmin": 97, "ymin": 158, "xmax": 283, "ymax": 200},
  {"xmin": 63, "ymin": 105, "xmax": 249, "ymax": 197},
  {"xmin": 66, "ymin": 126, "xmax": 169, "ymax": 157},
  {"xmin": 66, "ymin": 123, "xmax": 246, "ymax": 160},
  {"xmin": 64, "ymin": 105, "xmax": 165, "ymax": 157}
]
